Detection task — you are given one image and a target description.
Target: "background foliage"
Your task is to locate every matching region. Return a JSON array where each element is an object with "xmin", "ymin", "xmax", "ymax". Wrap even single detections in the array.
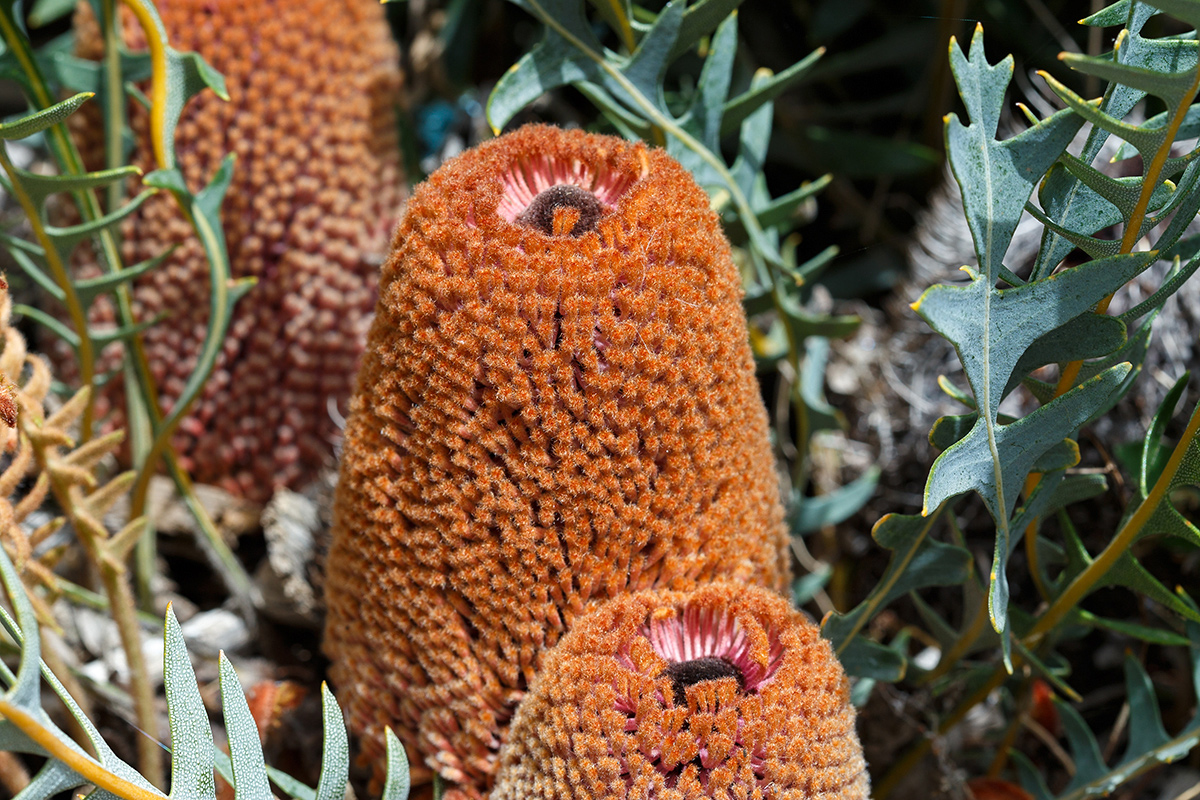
[{"xmin": 0, "ymin": 0, "xmax": 1198, "ymax": 799}]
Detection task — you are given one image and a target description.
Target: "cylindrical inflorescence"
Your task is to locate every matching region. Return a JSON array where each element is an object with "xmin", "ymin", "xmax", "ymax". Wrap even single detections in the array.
[
  {"xmin": 323, "ymin": 125, "xmax": 790, "ymax": 794},
  {"xmin": 69, "ymin": 0, "xmax": 403, "ymax": 501},
  {"xmin": 492, "ymin": 583, "xmax": 871, "ymax": 800}
]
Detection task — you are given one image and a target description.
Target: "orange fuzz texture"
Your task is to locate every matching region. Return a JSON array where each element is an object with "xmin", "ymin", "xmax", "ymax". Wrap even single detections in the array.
[
  {"xmin": 70, "ymin": 0, "xmax": 403, "ymax": 501},
  {"xmin": 492, "ymin": 583, "xmax": 870, "ymax": 800},
  {"xmin": 323, "ymin": 125, "xmax": 790, "ymax": 794}
]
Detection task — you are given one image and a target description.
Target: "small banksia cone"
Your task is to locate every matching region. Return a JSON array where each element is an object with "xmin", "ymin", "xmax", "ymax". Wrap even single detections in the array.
[
  {"xmin": 323, "ymin": 125, "xmax": 790, "ymax": 793},
  {"xmin": 69, "ymin": 0, "xmax": 402, "ymax": 501},
  {"xmin": 492, "ymin": 583, "xmax": 870, "ymax": 800}
]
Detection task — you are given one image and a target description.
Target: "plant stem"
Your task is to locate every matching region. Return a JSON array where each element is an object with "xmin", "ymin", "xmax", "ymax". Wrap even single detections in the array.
[
  {"xmin": 1027, "ymin": 398, "xmax": 1200, "ymax": 644},
  {"xmin": 1054, "ymin": 63, "xmax": 1200, "ymax": 396},
  {"xmin": 0, "ymin": 698, "xmax": 166, "ymax": 800},
  {"xmin": 0, "ymin": 144, "xmax": 96, "ymax": 427}
]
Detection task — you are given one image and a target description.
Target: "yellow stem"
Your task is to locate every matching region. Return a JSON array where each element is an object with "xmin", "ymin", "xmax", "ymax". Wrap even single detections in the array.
[
  {"xmin": 1022, "ymin": 471, "xmax": 1052, "ymax": 603},
  {"xmin": 117, "ymin": 0, "xmax": 170, "ymax": 170},
  {"xmin": 0, "ymin": 698, "xmax": 166, "ymax": 800},
  {"xmin": 1055, "ymin": 64, "xmax": 1200, "ymax": 397},
  {"xmin": 1027, "ymin": 398, "xmax": 1200, "ymax": 644}
]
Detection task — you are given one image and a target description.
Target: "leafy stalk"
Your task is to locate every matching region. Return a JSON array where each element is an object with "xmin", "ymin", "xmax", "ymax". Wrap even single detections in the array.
[{"xmin": 1053, "ymin": 61, "xmax": 1200, "ymax": 392}]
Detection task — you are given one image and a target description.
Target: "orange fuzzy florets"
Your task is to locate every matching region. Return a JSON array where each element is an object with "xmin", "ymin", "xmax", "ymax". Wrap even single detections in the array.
[
  {"xmin": 492, "ymin": 582, "xmax": 868, "ymax": 800},
  {"xmin": 323, "ymin": 125, "xmax": 790, "ymax": 795},
  {"xmin": 491, "ymin": 583, "xmax": 870, "ymax": 800},
  {"xmin": 70, "ymin": 0, "xmax": 402, "ymax": 501}
]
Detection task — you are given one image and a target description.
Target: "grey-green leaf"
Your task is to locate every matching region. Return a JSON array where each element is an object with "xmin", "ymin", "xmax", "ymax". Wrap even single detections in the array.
[
  {"xmin": 219, "ymin": 655, "xmax": 271, "ymax": 800},
  {"xmin": 0, "ymin": 91, "xmax": 92, "ymax": 141},
  {"xmin": 314, "ymin": 684, "xmax": 349, "ymax": 800},
  {"xmin": 163, "ymin": 607, "xmax": 216, "ymax": 800},
  {"xmin": 381, "ymin": 728, "xmax": 412, "ymax": 800}
]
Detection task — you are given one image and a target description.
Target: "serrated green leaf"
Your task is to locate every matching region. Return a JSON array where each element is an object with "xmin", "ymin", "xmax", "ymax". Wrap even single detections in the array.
[
  {"xmin": 1114, "ymin": 101, "xmax": 1200, "ymax": 161},
  {"xmin": 1004, "ymin": 312, "xmax": 1127, "ymax": 399},
  {"xmin": 1059, "ymin": 699, "xmax": 1108, "ymax": 789},
  {"xmin": 833, "ymin": 635, "xmax": 906, "ymax": 682},
  {"xmin": 945, "ymin": 25, "xmax": 1086, "ymax": 284},
  {"xmin": 1121, "ymin": 654, "xmax": 1171, "ymax": 763},
  {"xmin": 1044, "ymin": 474, "xmax": 1109, "ymax": 517},
  {"xmin": 381, "ymin": 728, "xmax": 412, "ymax": 800},
  {"xmin": 788, "ymin": 467, "xmax": 879, "ymax": 535},
  {"xmin": 14, "ymin": 302, "xmax": 80, "ymax": 348},
  {"xmin": 821, "ymin": 510, "xmax": 970, "ymax": 671},
  {"xmin": 1042, "ymin": 72, "xmax": 1164, "ymax": 157},
  {"xmin": 1059, "ymin": 152, "xmax": 1176, "ymax": 219},
  {"xmin": 720, "ymin": 47, "xmax": 823, "ymax": 137},
  {"xmin": 1062, "ymin": 49, "xmax": 1199, "ymax": 104},
  {"xmin": 117, "ymin": 0, "xmax": 228, "ymax": 170},
  {"xmin": 42, "ymin": 188, "xmax": 154, "ymax": 257},
  {"xmin": 12, "ymin": 164, "xmax": 141, "ymax": 210},
  {"xmin": 314, "ymin": 684, "xmax": 349, "ymax": 800},
  {"xmin": 679, "ymin": 12, "xmax": 736, "ymax": 156},
  {"xmin": 487, "ymin": 0, "xmax": 605, "ymax": 131},
  {"xmin": 1, "ymin": 234, "xmax": 63, "ymax": 301},
  {"xmin": 914, "ymin": 250, "xmax": 1154, "ymax": 515},
  {"xmin": 1081, "ymin": 0, "xmax": 1132, "ymax": 26},
  {"xmin": 1034, "ymin": 8, "xmax": 1191, "ymax": 277},
  {"xmin": 1012, "ymin": 750, "xmax": 1055, "ymax": 800},
  {"xmin": 1032, "ymin": 163, "xmax": 1122, "ymax": 280},
  {"xmin": 0, "ymin": 91, "xmax": 91, "ymax": 140},
  {"xmin": 163, "ymin": 607, "xmax": 216, "ymax": 800},
  {"xmin": 219, "ymin": 655, "xmax": 271, "ymax": 800},
  {"xmin": 1142, "ymin": 372, "xmax": 1189, "ymax": 494},
  {"xmin": 75, "ymin": 246, "xmax": 176, "ymax": 303},
  {"xmin": 927, "ymin": 365, "xmax": 1130, "ymax": 664},
  {"xmin": 1122, "ymin": 254, "xmax": 1200, "ymax": 321},
  {"xmin": 1025, "ymin": 201, "xmax": 1123, "ymax": 260},
  {"xmin": 1076, "ymin": 609, "xmax": 1191, "ymax": 646},
  {"xmin": 1142, "ymin": 0, "xmax": 1200, "ymax": 29},
  {"xmin": 669, "ymin": 0, "xmax": 743, "ymax": 59}
]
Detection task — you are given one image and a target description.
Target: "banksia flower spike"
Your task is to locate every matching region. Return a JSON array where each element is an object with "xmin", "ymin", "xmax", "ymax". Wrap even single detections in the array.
[
  {"xmin": 70, "ymin": 0, "xmax": 403, "ymax": 500},
  {"xmin": 324, "ymin": 125, "xmax": 790, "ymax": 794},
  {"xmin": 492, "ymin": 583, "xmax": 870, "ymax": 800}
]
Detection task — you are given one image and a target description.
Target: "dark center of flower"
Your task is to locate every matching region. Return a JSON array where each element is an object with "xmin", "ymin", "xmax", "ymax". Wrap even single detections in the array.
[
  {"xmin": 516, "ymin": 184, "xmax": 604, "ymax": 237},
  {"xmin": 661, "ymin": 657, "xmax": 745, "ymax": 706}
]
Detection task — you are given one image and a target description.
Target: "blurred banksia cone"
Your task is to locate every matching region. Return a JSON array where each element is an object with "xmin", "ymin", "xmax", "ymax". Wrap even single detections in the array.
[
  {"xmin": 492, "ymin": 583, "xmax": 869, "ymax": 800},
  {"xmin": 323, "ymin": 125, "xmax": 789, "ymax": 794},
  {"xmin": 69, "ymin": 0, "xmax": 403, "ymax": 501}
]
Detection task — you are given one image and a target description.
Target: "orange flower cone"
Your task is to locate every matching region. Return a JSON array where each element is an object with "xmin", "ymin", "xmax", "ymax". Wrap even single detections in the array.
[
  {"xmin": 323, "ymin": 125, "xmax": 790, "ymax": 794},
  {"xmin": 69, "ymin": 0, "xmax": 403, "ymax": 501},
  {"xmin": 492, "ymin": 583, "xmax": 869, "ymax": 800}
]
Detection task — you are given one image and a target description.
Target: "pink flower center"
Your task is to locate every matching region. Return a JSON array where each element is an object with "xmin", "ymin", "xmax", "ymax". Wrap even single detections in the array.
[
  {"xmin": 642, "ymin": 604, "xmax": 783, "ymax": 694},
  {"xmin": 497, "ymin": 155, "xmax": 637, "ymax": 232}
]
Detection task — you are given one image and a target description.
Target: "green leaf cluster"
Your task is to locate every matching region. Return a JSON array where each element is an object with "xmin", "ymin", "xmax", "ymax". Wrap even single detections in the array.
[{"xmin": 0, "ymin": 540, "xmax": 413, "ymax": 800}]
